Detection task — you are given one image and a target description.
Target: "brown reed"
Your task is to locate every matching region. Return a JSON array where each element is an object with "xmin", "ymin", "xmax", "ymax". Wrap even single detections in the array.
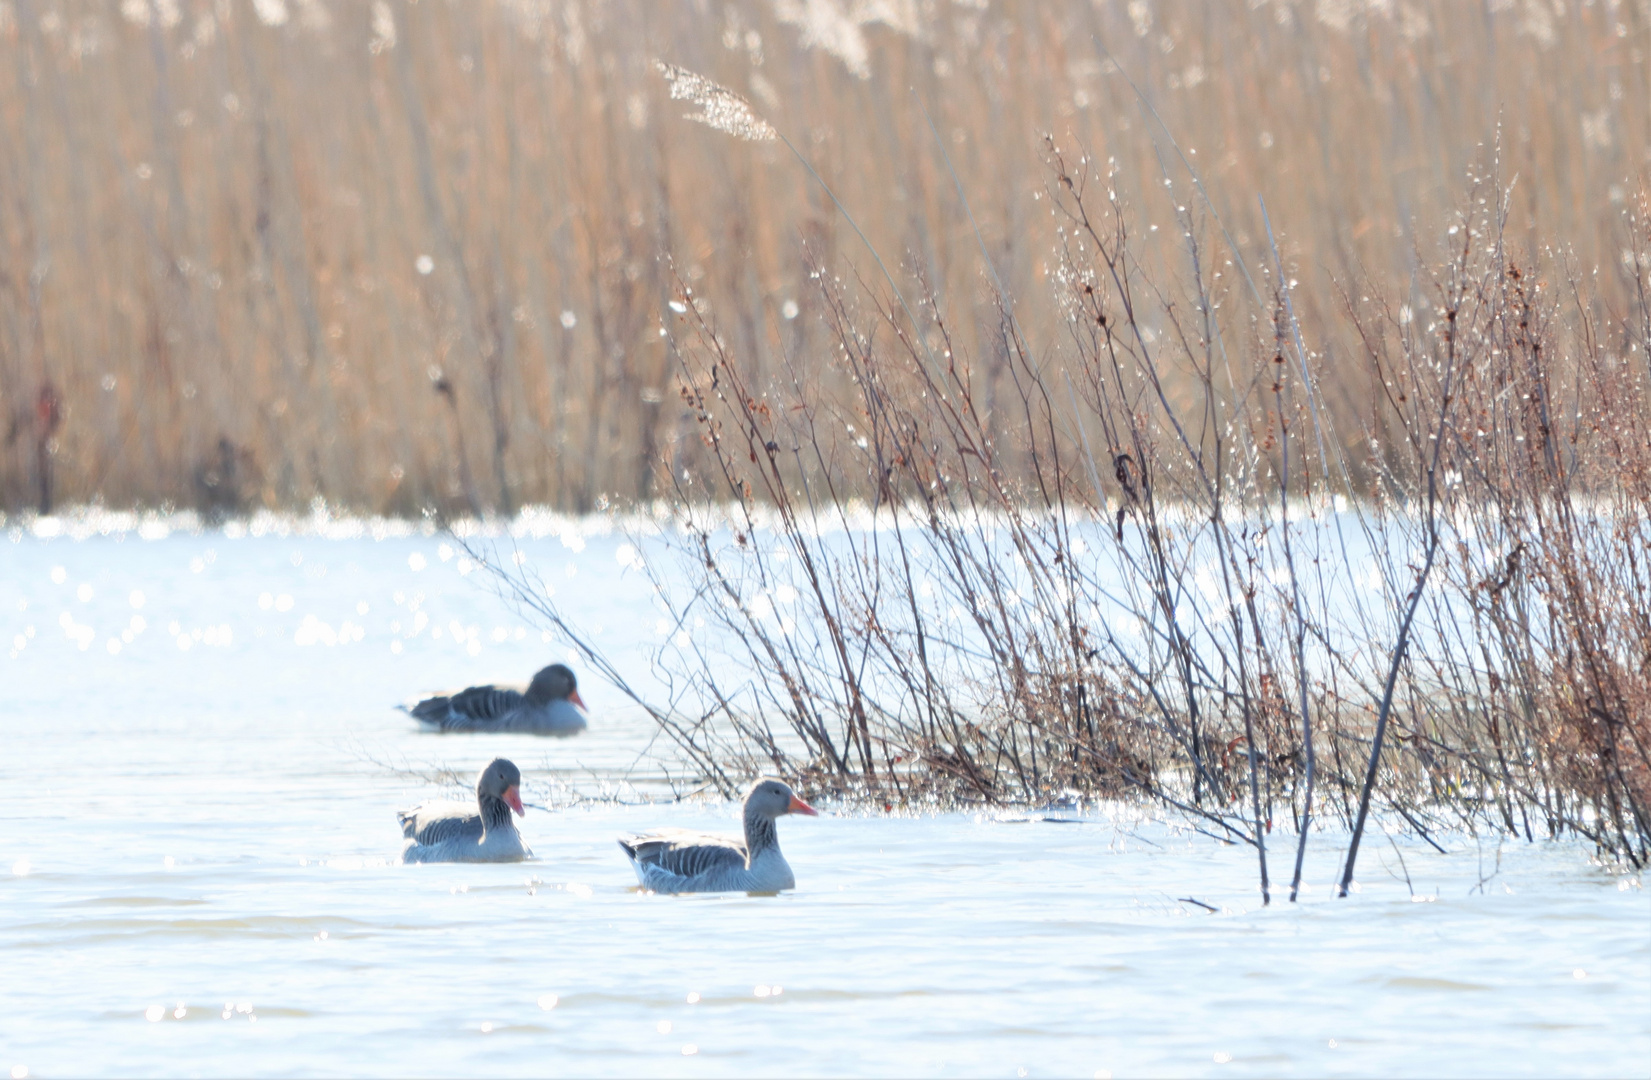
[{"xmin": 0, "ymin": 0, "xmax": 1645, "ymax": 514}]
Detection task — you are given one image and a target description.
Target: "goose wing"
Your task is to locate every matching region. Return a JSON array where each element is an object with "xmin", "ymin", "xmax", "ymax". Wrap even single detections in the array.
[
  {"xmin": 446, "ymin": 684, "xmax": 527, "ymax": 723},
  {"xmin": 397, "ymin": 801, "xmax": 483, "ymax": 846},
  {"xmin": 618, "ymin": 828, "xmax": 747, "ymax": 879},
  {"xmin": 405, "ymin": 694, "xmax": 453, "ymax": 723}
]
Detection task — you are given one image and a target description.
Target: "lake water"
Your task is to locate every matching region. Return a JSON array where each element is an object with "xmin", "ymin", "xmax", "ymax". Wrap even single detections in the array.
[{"xmin": 2, "ymin": 512, "xmax": 1646, "ymax": 1077}]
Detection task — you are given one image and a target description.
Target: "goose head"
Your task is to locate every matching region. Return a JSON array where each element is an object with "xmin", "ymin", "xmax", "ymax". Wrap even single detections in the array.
[
  {"xmin": 477, "ymin": 758, "xmax": 525, "ymax": 817},
  {"xmin": 527, "ymin": 663, "xmax": 586, "ymax": 710},
  {"xmin": 744, "ymin": 778, "xmax": 818, "ymax": 820}
]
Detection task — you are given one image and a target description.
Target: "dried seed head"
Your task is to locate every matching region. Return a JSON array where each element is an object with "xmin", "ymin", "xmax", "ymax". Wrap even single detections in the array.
[{"xmin": 654, "ymin": 61, "xmax": 777, "ymax": 143}]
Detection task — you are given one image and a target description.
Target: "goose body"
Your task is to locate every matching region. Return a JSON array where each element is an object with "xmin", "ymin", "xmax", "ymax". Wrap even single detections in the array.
[
  {"xmin": 399, "ymin": 758, "xmax": 531, "ymax": 864},
  {"xmin": 619, "ymin": 779, "xmax": 817, "ymax": 894},
  {"xmin": 404, "ymin": 663, "xmax": 588, "ymax": 735}
]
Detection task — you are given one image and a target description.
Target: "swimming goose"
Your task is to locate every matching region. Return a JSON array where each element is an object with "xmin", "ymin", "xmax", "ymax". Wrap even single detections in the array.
[
  {"xmin": 618, "ymin": 779, "xmax": 818, "ymax": 894},
  {"xmin": 398, "ymin": 758, "xmax": 532, "ymax": 864},
  {"xmin": 404, "ymin": 663, "xmax": 588, "ymax": 734}
]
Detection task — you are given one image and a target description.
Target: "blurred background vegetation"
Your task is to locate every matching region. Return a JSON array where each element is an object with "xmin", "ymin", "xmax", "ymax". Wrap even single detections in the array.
[{"xmin": 0, "ymin": 0, "xmax": 1645, "ymax": 515}]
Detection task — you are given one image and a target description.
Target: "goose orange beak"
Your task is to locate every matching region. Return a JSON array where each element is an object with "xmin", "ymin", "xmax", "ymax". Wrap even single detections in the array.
[
  {"xmin": 787, "ymin": 794, "xmax": 819, "ymax": 816},
  {"xmin": 570, "ymin": 690, "xmax": 587, "ymax": 711},
  {"xmin": 503, "ymin": 785, "xmax": 525, "ymax": 817}
]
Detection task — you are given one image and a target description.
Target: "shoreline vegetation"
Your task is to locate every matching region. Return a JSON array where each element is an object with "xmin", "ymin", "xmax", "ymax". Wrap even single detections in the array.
[
  {"xmin": 484, "ymin": 54, "xmax": 1644, "ymax": 895},
  {"xmin": 3, "ymin": 1, "xmax": 1647, "ymax": 893},
  {"xmin": 474, "ymin": 141, "xmax": 1651, "ymax": 897}
]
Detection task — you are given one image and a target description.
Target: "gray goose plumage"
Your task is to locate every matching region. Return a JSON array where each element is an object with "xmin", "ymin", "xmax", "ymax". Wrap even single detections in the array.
[
  {"xmin": 398, "ymin": 758, "xmax": 532, "ymax": 864},
  {"xmin": 403, "ymin": 663, "xmax": 588, "ymax": 734},
  {"xmin": 619, "ymin": 779, "xmax": 818, "ymax": 894}
]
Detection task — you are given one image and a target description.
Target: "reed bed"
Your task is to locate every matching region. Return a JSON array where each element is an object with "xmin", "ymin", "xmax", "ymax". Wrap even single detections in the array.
[{"xmin": 1, "ymin": 0, "xmax": 1646, "ymax": 514}]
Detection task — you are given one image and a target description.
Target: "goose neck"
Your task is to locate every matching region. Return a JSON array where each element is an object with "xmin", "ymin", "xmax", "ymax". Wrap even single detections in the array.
[
  {"xmin": 743, "ymin": 809, "xmax": 779, "ymax": 863},
  {"xmin": 479, "ymin": 793, "xmax": 514, "ymax": 834}
]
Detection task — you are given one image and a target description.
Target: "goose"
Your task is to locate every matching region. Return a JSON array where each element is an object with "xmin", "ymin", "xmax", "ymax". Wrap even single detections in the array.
[
  {"xmin": 403, "ymin": 663, "xmax": 588, "ymax": 734},
  {"xmin": 398, "ymin": 758, "xmax": 532, "ymax": 864},
  {"xmin": 618, "ymin": 779, "xmax": 818, "ymax": 894}
]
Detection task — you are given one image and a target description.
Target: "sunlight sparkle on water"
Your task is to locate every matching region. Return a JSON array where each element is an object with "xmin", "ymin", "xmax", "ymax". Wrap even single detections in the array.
[
  {"xmin": 537, "ymin": 995, "xmax": 558, "ymax": 1011},
  {"xmin": 144, "ymin": 1005, "xmax": 163, "ymax": 1022},
  {"xmin": 681, "ymin": 1044, "xmax": 698, "ymax": 1056},
  {"xmin": 656, "ymin": 1020, "xmax": 672, "ymax": 1034},
  {"xmin": 685, "ymin": 991, "xmax": 700, "ymax": 1004},
  {"xmin": 58, "ymin": 612, "xmax": 94, "ymax": 650},
  {"xmin": 11, "ymin": 860, "xmax": 28, "ymax": 877},
  {"xmin": 11, "ymin": 1065, "xmax": 28, "ymax": 1079}
]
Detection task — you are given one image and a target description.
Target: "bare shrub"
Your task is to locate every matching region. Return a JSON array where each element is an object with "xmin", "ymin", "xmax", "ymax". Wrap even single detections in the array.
[{"xmin": 504, "ymin": 155, "xmax": 1650, "ymax": 898}]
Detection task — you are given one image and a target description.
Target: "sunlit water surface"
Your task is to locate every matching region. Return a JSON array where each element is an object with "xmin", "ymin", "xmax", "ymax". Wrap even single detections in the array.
[{"xmin": 2, "ymin": 515, "xmax": 1646, "ymax": 1077}]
